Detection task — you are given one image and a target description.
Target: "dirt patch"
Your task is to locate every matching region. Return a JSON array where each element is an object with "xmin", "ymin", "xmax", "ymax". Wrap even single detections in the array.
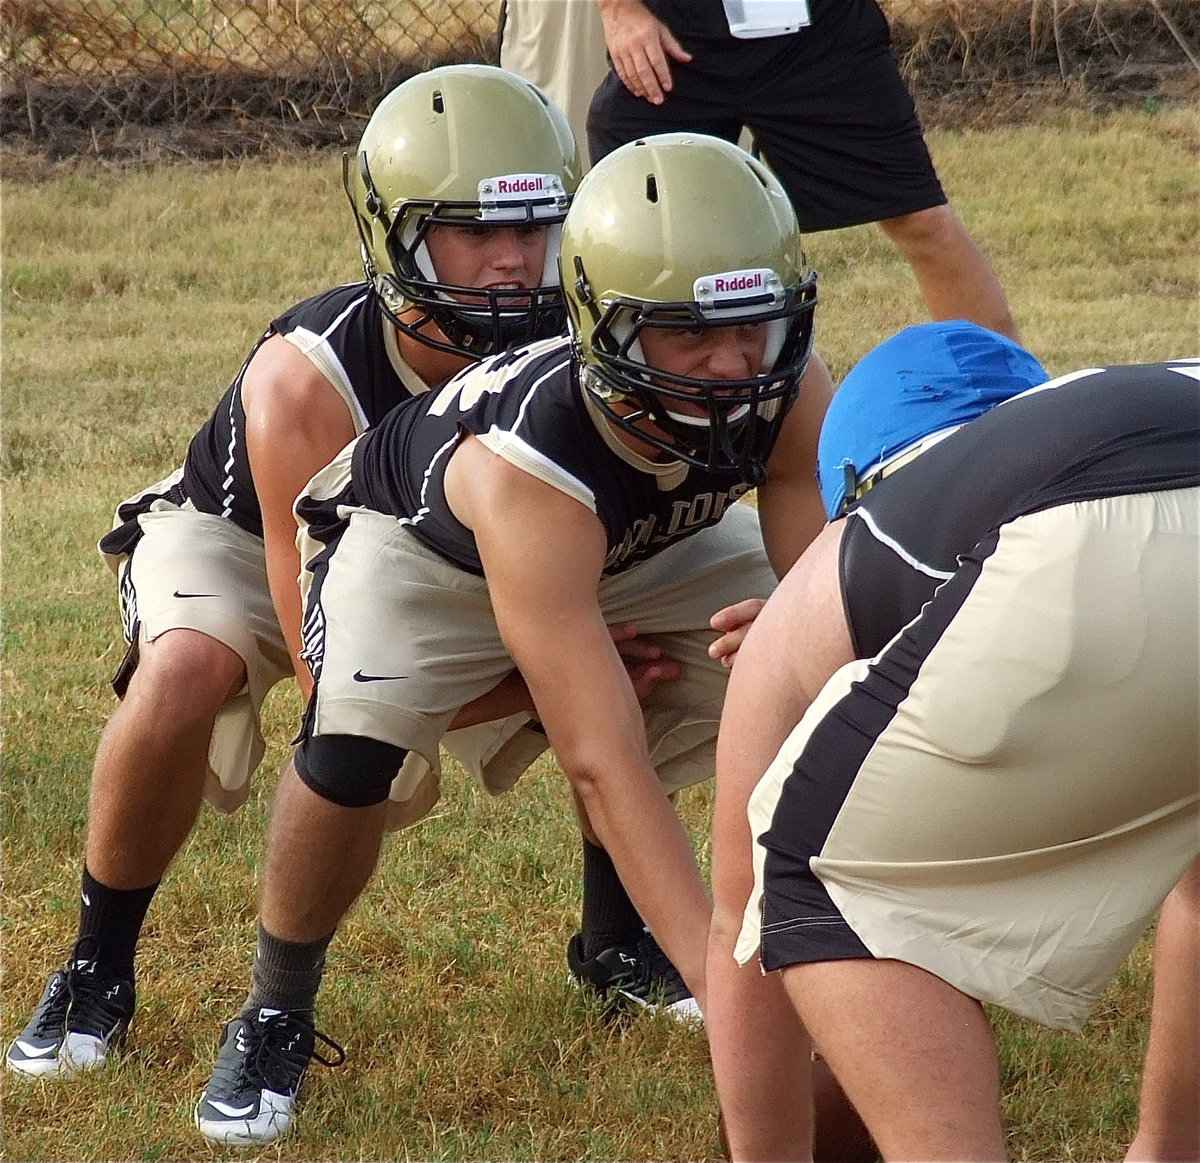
[
  {"xmin": 1, "ymin": 0, "xmax": 1196, "ymax": 177},
  {"xmin": 888, "ymin": 0, "xmax": 1199, "ymax": 129}
]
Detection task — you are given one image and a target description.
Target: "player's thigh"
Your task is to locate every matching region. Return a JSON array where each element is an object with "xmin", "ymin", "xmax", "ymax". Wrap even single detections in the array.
[
  {"xmin": 122, "ymin": 509, "xmax": 288, "ymax": 694},
  {"xmin": 587, "ymin": 69, "xmax": 743, "ymax": 163},
  {"xmin": 306, "ymin": 512, "xmax": 514, "ymax": 754}
]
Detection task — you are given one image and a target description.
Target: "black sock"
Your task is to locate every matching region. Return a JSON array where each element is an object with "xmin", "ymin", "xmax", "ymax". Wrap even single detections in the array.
[
  {"xmin": 76, "ymin": 865, "xmax": 159, "ymax": 982},
  {"xmin": 243, "ymin": 923, "xmax": 333, "ymax": 1016},
  {"xmin": 579, "ymin": 838, "xmax": 644, "ymax": 959}
]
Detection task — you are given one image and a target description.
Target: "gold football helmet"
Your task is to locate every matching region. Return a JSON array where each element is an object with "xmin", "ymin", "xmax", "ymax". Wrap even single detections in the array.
[
  {"xmin": 345, "ymin": 64, "xmax": 581, "ymax": 358},
  {"xmin": 561, "ymin": 132, "xmax": 817, "ymax": 478}
]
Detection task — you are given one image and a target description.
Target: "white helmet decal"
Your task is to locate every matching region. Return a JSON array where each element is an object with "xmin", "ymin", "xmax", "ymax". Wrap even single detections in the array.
[
  {"xmin": 693, "ymin": 268, "xmax": 784, "ymax": 316},
  {"xmin": 478, "ymin": 173, "xmax": 569, "ymax": 222}
]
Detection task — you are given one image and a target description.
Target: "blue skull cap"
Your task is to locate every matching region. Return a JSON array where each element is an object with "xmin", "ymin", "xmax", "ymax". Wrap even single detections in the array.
[{"xmin": 817, "ymin": 320, "xmax": 1049, "ymax": 518}]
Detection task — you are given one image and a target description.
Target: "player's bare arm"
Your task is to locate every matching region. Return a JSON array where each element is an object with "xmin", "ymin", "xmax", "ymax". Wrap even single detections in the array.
[
  {"xmin": 756, "ymin": 350, "xmax": 835, "ymax": 578},
  {"xmin": 446, "ymin": 434, "xmax": 713, "ymax": 1003},
  {"xmin": 707, "ymin": 351, "xmax": 835, "ymax": 669},
  {"xmin": 445, "ymin": 622, "xmax": 681, "ymax": 729},
  {"xmin": 708, "ymin": 520, "xmax": 854, "ymax": 1160},
  {"xmin": 242, "ymin": 334, "xmax": 358, "ymax": 699}
]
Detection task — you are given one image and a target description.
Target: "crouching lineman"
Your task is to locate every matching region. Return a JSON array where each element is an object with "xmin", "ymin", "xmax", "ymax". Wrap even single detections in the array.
[
  {"xmin": 6, "ymin": 64, "xmax": 578, "ymax": 1081},
  {"xmin": 707, "ymin": 321, "xmax": 1200, "ymax": 1161},
  {"xmin": 193, "ymin": 132, "xmax": 844, "ymax": 1146}
]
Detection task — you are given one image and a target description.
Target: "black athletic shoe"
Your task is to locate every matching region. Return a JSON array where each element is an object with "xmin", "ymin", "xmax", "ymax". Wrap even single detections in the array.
[
  {"xmin": 5, "ymin": 951, "xmax": 134, "ymax": 1078},
  {"xmin": 567, "ymin": 929, "xmax": 703, "ymax": 1025},
  {"xmin": 194, "ymin": 1008, "xmax": 345, "ymax": 1146}
]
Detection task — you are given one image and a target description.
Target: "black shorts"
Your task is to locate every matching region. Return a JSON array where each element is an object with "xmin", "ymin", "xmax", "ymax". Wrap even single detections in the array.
[{"xmin": 587, "ymin": 0, "xmax": 946, "ymax": 232}]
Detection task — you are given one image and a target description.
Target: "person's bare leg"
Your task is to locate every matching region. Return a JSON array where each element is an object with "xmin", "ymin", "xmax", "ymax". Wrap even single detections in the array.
[
  {"xmin": 258, "ymin": 761, "xmax": 390, "ymax": 944},
  {"xmin": 782, "ymin": 958, "xmax": 1007, "ymax": 1162},
  {"xmin": 879, "ymin": 204, "xmax": 1020, "ymax": 342},
  {"xmin": 87, "ymin": 629, "xmax": 246, "ymax": 888},
  {"xmin": 1126, "ymin": 855, "xmax": 1200, "ymax": 1163}
]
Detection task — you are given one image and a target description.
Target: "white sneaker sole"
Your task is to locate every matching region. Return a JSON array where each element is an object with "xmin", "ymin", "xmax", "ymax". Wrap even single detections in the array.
[
  {"xmin": 567, "ymin": 972, "xmax": 705, "ymax": 1027},
  {"xmin": 194, "ymin": 1090, "xmax": 295, "ymax": 1147},
  {"xmin": 5, "ymin": 1032, "xmax": 115, "ymax": 1078}
]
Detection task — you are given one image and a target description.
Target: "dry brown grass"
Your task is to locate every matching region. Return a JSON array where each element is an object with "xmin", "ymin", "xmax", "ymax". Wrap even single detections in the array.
[
  {"xmin": 2, "ymin": 0, "xmax": 1197, "ymax": 170},
  {"xmin": 882, "ymin": 0, "xmax": 1199, "ymax": 127},
  {"xmin": 887, "ymin": 0, "xmax": 1198, "ymax": 71}
]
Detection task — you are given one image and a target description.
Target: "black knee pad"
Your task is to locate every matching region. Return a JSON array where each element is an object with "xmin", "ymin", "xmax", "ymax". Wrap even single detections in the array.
[{"xmin": 294, "ymin": 733, "xmax": 407, "ymax": 808}]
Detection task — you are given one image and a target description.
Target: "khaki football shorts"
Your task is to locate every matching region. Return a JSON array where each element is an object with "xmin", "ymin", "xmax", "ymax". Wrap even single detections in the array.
[
  {"xmin": 298, "ymin": 458, "xmax": 778, "ymax": 830},
  {"xmin": 737, "ymin": 489, "xmax": 1200, "ymax": 1031},
  {"xmin": 101, "ymin": 492, "xmax": 294, "ymax": 812},
  {"xmin": 101, "ymin": 483, "xmax": 534, "ymax": 824}
]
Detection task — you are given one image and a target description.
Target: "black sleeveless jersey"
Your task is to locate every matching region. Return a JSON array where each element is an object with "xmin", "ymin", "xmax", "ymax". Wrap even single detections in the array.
[
  {"xmin": 325, "ymin": 336, "xmax": 757, "ymax": 577},
  {"xmin": 841, "ymin": 360, "xmax": 1200, "ymax": 658},
  {"xmin": 178, "ymin": 283, "xmax": 425, "ymax": 538}
]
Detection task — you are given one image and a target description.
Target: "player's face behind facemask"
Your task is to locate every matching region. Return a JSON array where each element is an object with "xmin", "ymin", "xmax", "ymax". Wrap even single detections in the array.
[
  {"xmin": 561, "ymin": 133, "xmax": 818, "ymax": 483},
  {"xmin": 343, "ymin": 63, "xmax": 581, "ymax": 361},
  {"xmin": 816, "ymin": 320, "xmax": 1051, "ymax": 519},
  {"xmin": 421, "ymin": 221, "xmax": 552, "ymax": 316}
]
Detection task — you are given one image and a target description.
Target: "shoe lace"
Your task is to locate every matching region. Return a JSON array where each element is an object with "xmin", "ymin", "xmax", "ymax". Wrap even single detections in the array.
[
  {"xmin": 64, "ymin": 970, "xmax": 130, "ymax": 1037},
  {"xmin": 225, "ymin": 1011, "xmax": 346, "ymax": 1095},
  {"xmin": 60, "ymin": 938, "xmax": 132, "ymax": 1038},
  {"xmin": 632, "ymin": 932, "xmax": 687, "ymax": 997},
  {"xmin": 29, "ymin": 974, "xmax": 72, "ymax": 1037}
]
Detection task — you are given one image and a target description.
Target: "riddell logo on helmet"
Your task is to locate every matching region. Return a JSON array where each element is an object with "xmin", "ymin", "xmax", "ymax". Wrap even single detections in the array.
[
  {"xmin": 713, "ymin": 272, "xmax": 764, "ymax": 293},
  {"xmin": 694, "ymin": 268, "xmax": 783, "ymax": 314},
  {"xmin": 497, "ymin": 176, "xmax": 544, "ymax": 194},
  {"xmin": 479, "ymin": 173, "xmax": 567, "ymax": 222},
  {"xmin": 480, "ymin": 173, "xmax": 552, "ymax": 200}
]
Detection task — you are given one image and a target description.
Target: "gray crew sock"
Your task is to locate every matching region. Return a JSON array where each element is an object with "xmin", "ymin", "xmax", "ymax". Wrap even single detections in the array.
[{"xmin": 242, "ymin": 922, "xmax": 334, "ymax": 1017}]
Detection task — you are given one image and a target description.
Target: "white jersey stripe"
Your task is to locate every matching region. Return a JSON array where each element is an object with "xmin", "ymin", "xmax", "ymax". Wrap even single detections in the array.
[{"xmin": 850, "ymin": 507, "xmax": 955, "ymax": 581}]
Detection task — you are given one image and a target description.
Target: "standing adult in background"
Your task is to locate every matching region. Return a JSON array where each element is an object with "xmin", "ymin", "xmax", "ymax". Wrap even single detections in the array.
[
  {"xmin": 708, "ymin": 322, "xmax": 1200, "ymax": 1160},
  {"xmin": 5, "ymin": 63, "xmax": 582, "ymax": 1081},
  {"xmin": 587, "ymin": 0, "xmax": 1022, "ymax": 341},
  {"xmin": 498, "ymin": 0, "xmax": 610, "ymax": 170}
]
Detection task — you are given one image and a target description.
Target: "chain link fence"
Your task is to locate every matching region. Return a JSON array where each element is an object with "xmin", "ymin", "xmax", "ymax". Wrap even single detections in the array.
[
  {"xmin": 1, "ymin": 0, "xmax": 504, "ymax": 158},
  {"xmin": 2, "ymin": 1, "xmax": 1197, "ymax": 163}
]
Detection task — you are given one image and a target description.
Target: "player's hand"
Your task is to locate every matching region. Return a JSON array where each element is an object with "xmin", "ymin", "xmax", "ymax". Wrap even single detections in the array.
[
  {"xmin": 707, "ymin": 599, "xmax": 767, "ymax": 669},
  {"xmin": 449, "ymin": 622, "xmax": 678, "ymax": 730},
  {"xmin": 609, "ymin": 621, "xmax": 682, "ymax": 702},
  {"xmin": 598, "ymin": 0, "xmax": 692, "ymax": 105}
]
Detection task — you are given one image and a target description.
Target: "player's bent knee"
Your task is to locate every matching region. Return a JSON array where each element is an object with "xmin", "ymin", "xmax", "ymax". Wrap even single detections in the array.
[
  {"xmin": 294, "ymin": 733, "xmax": 407, "ymax": 807},
  {"xmin": 138, "ymin": 628, "xmax": 246, "ymax": 689},
  {"xmin": 122, "ymin": 630, "xmax": 247, "ymax": 710}
]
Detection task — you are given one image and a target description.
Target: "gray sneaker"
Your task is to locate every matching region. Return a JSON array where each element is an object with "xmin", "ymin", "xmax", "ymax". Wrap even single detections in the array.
[
  {"xmin": 194, "ymin": 1008, "xmax": 344, "ymax": 1146},
  {"xmin": 6, "ymin": 952, "xmax": 134, "ymax": 1078}
]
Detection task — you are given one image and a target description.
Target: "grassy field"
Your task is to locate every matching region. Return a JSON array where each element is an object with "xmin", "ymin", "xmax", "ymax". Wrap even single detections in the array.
[{"xmin": 2, "ymin": 104, "xmax": 1198, "ymax": 1162}]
